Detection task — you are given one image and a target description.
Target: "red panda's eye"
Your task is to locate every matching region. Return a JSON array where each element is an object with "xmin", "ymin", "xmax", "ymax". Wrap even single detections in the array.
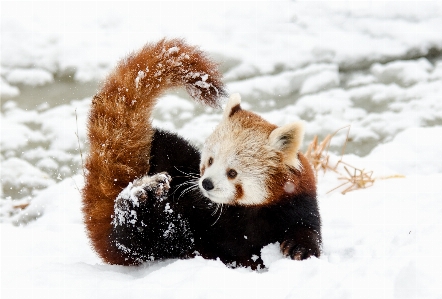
[
  {"xmin": 208, "ymin": 157, "xmax": 213, "ymax": 166},
  {"xmin": 227, "ymin": 169, "xmax": 237, "ymax": 179}
]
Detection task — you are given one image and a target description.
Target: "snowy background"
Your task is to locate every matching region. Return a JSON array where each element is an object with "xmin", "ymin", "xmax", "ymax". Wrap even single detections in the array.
[{"xmin": 1, "ymin": 1, "xmax": 442, "ymax": 298}]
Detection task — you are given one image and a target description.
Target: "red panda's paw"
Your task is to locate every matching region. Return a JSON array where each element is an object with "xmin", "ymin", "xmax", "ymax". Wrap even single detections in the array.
[
  {"xmin": 133, "ymin": 172, "xmax": 172, "ymax": 200},
  {"xmin": 280, "ymin": 240, "xmax": 320, "ymax": 261}
]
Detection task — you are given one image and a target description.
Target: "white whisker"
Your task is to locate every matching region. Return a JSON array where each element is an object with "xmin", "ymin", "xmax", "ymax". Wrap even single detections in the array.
[
  {"xmin": 177, "ymin": 184, "xmax": 199, "ymax": 200},
  {"xmin": 211, "ymin": 203, "xmax": 224, "ymax": 226},
  {"xmin": 174, "ymin": 167, "xmax": 200, "ymax": 180}
]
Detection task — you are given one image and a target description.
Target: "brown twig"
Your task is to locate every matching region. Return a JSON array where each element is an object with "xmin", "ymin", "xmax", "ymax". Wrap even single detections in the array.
[
  {"xmin": 72, "ymin": 108, "xmax": 86, "ymax": 197},
  {"xmin": 335, "ymin": 165, "xmax": 375, "ymax": 194},
  {"xmin": 304, "ymin": 126, "xmax": 404, "ymax": 195},
  {"xmin": 304, "ymin": 125, "xmax": 351, "ymax": 178},
  {"xmin": 13, "ymin": 203, "xmax": 30, "ymax": 210},
  {"xmin": 75, "ymin": 108, "xmax": 86, "ymax": 179}
]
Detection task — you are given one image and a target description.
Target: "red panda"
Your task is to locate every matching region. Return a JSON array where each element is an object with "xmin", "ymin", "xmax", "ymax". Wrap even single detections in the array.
[{"xmin": 82, "ymin": 38, "xmax": 321, "ymax": 269}]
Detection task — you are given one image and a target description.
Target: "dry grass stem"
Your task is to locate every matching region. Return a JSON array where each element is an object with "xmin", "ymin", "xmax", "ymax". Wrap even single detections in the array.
[
  {"xmin": 304, "ymin": 126, "xmax": 351, "ymax": 178},
  {"xmin": 304, "ymin": 134, "xmax": 335, "ymax": 177},
  {"xmin": 333, "ymin": 165, "xmax": 375, "ymax": 195},
  {"xmin": 13, "ymin": 203, "xmax": 30, "ymax": 210},
  {"xmin": 304, "ymin": 126, "xmax": 404, "ymax": 195},
  {"xmin": 75, "ymin": 108, "xmax": 86, "ymax": 179}
]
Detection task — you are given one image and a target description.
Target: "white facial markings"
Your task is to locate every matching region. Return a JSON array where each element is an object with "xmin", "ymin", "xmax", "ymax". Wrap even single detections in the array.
[
  {"xmin": 199, "ymin": 151, "xmax": 237, "ymax": 204},
  {"xmin": 199, "ymin": 132, "xmax": 272, "ymax": 205}
]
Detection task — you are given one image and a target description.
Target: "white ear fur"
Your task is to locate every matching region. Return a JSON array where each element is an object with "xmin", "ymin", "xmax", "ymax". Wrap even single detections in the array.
[
  {"xmin": 223, "ymin": 93, "xmax": 242, "ymax": 118},
  {"xmin": 269, "ymin": 121, "xmax": 305, "ymax": 169}
]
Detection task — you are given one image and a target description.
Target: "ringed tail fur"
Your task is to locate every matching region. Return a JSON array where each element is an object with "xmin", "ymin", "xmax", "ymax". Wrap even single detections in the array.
[{"xmin": 82, "ymin": 38, "xmax": 226, "ymax": 265}]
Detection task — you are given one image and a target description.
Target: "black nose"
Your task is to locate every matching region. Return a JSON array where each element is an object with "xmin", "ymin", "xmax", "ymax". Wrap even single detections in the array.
[{"xmin": 202, "ymin": 178, "xmax": 214, "ymax": 191}]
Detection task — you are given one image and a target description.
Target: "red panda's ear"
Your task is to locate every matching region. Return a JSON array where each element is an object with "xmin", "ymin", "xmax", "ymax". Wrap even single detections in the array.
[
  {"xmin": 269, "ymin": 121, "xmax": 305, "ymax": 169},
  {"xmin": 223, "ymin": 93, "xmax": 242, "ymax": 119}
]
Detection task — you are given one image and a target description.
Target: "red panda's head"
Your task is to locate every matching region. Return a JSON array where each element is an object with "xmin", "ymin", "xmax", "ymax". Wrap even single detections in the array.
[{"xmin": 199, "ymin": 93, "xmax": 315, "ymax": 206}]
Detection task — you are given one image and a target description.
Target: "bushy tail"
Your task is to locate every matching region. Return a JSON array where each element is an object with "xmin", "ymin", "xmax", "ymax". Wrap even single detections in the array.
[{"xmin": 82, "ymin": 38, "xmax": 226, "ymax": 264}]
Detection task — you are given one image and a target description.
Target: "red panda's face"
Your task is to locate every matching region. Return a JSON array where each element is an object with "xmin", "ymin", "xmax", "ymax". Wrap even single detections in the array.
[
  {"xmin": 199, "ymin": 94, "xmax": 305, "ymax": 206},
  {"xmin": 199, "ymin": 127, "xmax": 273, "ymax": 205}
]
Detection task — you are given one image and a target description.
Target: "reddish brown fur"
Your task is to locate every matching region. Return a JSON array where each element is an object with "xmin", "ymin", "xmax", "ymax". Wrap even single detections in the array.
[
  {"xmin": 265, "ymin": 153, "xmax": 316, "ymax": 205},
  {"xmin": 235, "ymin": 184, "xmax": 244, "ymax": 199},
  {"xmin": 82, "ymin": 39, "xmax": 225, "ymax": 265},
  {"xmin": 232, "ymin": 109, "xmax": 277, "ymax": 135}
]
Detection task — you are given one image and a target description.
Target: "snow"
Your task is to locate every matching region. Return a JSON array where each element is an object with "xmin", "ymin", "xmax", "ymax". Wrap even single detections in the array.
[
  {"xmin": 0, "ymin": 78, "xmax": 20, "ymax": 97},
  {"xmin": 1, "ymin": 158, "xmax": 55, "ymax": 199},
  {"xmin": 367, "ymin": 127, "xmax": 442, "ymax": 175},
  {"xmin": 5, "ymin": 68, "xmax": 54, "ymax": 87},
  {"xmin": 135, "ymin": 70, "xmax": 146, "ymax": 89},
  {"xmin": 299, "ymin": 68, "xmax": 340, "ymax": 95},
  {"xmin": 2, "ymin": 1, "xmax": 442, "ymax": 298},
  {"xmin": 370, "ymin": 58, "xmax": 433, "ymax": 87}
]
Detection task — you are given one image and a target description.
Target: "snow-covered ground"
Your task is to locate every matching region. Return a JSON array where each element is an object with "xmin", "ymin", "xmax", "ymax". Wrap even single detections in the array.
[{"xmin": 2, "ymin": 1, "xmax": 442, "ymax": 298}]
